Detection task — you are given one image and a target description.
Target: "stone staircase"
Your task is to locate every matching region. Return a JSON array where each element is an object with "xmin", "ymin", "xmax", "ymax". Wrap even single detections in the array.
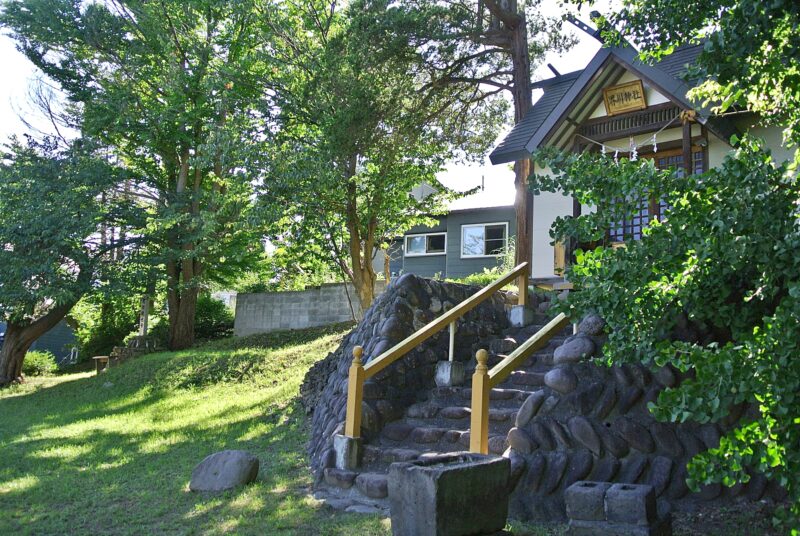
[{"xmin": 314, "ymin": 317, "xmax": 570, "ymax": 513}]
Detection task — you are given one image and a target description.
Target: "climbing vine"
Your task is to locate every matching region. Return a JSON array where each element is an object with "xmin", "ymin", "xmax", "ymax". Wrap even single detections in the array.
[{"xmin": 533, "ymin": 138, "xmax": 800, "ymax": 528}]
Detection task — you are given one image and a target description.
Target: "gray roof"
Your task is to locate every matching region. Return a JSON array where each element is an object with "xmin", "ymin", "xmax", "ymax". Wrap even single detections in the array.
[{"xmin": 490, "ymin": 43, "xmax": 736, "ymax": 164}]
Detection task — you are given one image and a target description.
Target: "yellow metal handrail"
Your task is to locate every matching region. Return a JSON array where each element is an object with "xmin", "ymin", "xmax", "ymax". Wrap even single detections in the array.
[
  {"xmin": 344, "ymin": 262, "xmax": 530, "ymax": 438},
  {"xmin": 469, "ymin": 312, "xmax": 571, "ymax": 454}
]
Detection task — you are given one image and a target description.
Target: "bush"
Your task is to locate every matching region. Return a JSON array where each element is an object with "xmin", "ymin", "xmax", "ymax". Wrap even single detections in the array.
[
  {"xmin": 534, "ymin": 140, "xmax": 800, "ymax": 526},
  {"xmin": 23, "ymin": 351, "xmax": 58, "ymax": 376},
  {"xmin": 195, "ymin": 294, "xmax": 234, "ymax": 341},
  {"xmin": 70, "ymin": 296, "xmax": 139, "ymax": 358}
]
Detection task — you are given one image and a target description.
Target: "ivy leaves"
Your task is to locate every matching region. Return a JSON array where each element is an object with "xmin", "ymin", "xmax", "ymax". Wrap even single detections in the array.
[{"xmin": 534, "ymin": 139, "xmax": 800, "ymax": 526}]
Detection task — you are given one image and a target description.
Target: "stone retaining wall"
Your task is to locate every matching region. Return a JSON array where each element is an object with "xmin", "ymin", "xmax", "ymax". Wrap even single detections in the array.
[
  {"xmin": 302, "ymin": 274, "xmax": 511, "ymax": 479},
  {"xmin": 234, "ymin": 281, "xmax": 387, "ymax": 337}
]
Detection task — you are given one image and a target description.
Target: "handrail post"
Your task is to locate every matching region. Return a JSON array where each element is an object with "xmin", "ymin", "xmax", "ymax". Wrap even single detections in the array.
[
  {"xmin": 448, "ymin": 321, "xmax": 456, "ymax": 362},
  {"xmin": 517, "ymin": 264, "xmax": 529, "ymax": 307},
  {"xmin": 469, "ymin": 349, "xmax": 490, "ymax": 454},
  {"xmin": 344, "ymin": 346, "xmax": 365, "ymax": 438}
]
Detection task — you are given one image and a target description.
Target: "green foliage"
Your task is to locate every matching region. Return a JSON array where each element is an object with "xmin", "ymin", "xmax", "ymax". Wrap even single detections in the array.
[
  {"xmin": 21, "ymin": 351, "xmax": 57, "ymax": 377},
  {"xmin": 0, "ymin": 137, "xmax": 144, "ymax": 327},
  {"xmin": 194, "ymin": 295, "xmax": 234, "ymax": 342},
  {"xmin": 70, "ymin": 296, "xmax": 139, "ymax": 358},
  {"xmin": 591, "ymin": 0, "xmax": 800, "ymax": 153},
  {"xmin": 445, "ymin": 237, "xmax": 519, "ymax": 288},
  {"xmin": 533, "ymin": 138, "xmax": 800, "ymax": 526},
  {"xmin": 1, "ymin": 0, "xmax": 268, "ymax": 347},
  {"xmin": 231, "ymin": 251, "xmax": 340, "ymax": 294}
]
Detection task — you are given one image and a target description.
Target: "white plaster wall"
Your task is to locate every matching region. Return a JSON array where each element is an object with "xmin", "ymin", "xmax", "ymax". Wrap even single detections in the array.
[
  {"xmin": 532, "ymin": 164, "xmax": 573, "ymax": 278},
  {"xmin": 709, "ymin": 122, "xmax": 791, "ymax": 167}
]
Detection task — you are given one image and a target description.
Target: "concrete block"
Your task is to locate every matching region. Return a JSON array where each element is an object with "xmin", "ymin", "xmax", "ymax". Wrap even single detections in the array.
[
  {"xmin": 388, "ymin": 453, "xmax": 510, "ymax": 536},
  {"xmin": 566, "ymin": 481, "xmax": 612, "ymax": 521},
  {"xmin": 435, "ymin": 361, "xmax": 465, "ymax": 387},
  {"xmin": 605, "ymin": 483, "xmax": 657, "ymax": 525},
  {"xmin": 333, "ymin": 434, "xmax": 362, "ymax": 470},
  {"xmin": 508, "ymin": 305, "xmax": 535, "ymax": 328}
]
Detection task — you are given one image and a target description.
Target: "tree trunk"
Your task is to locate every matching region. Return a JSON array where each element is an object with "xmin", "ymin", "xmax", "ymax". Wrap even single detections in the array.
[
  {"xmin": 167, "ymin": 259, "xmax": 199, "ymax": 351},
  {"xmin": 0, "ymin": 305, "xmax": 73, "ymax": 386},
  {"xmin": 510, "ymin": 11, "xmax": 533, "ymax": 269},
  {"xmin": 168, "ymin": 287, "xmax": 198, "ymax": 350},
  {"xmin": 352, "ymin": 269, "xmax": 376, "ymax": 313}
]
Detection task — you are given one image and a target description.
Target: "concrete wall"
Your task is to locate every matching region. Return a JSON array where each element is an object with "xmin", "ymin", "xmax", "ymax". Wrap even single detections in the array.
[{"xmin": 234, "ymin": 281, "xmax": 387, "ymax": 337}]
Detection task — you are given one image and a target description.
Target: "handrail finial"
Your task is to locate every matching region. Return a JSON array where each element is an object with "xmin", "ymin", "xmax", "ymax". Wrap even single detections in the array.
[
  {"xmin": 352, "ymin": 345, "xmax": 364, "ymax": 365},
  {"xmin": 476, "ymin": 349, "xmax": 489, "ymax": 372}
]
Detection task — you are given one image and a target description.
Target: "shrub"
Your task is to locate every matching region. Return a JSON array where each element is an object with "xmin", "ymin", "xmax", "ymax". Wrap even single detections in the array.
[
  {"xmin": 23, "ymin": 351, "xmax": 58, "ymax": 376},
  {"xmin": 195, "ymin": 294, "xmax": 234, "ymax": 341},
  {"xmin": 534, "ymin": 139, "xmax": 800, "ymax": 526},
  {"xmin": 70, "ymin": 296, "xmax": 139, "ymax": 358}
]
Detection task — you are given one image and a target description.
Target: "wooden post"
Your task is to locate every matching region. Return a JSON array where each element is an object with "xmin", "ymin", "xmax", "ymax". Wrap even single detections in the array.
[
  {"xmin": 448, "ymin": 321, "xmax": 456, "ymax": 362},
  {"xmin": 517, "ymin": 264, "xmax": 528, "ymax": 307},
  {"xmin": 469, "ymin": 349, "xmax": 491, "ymax": 454},
  {"xmin": 344, "ymin": 346, "xmax": 365, "ymax": 438},
  {"xmin": 681, "ymin": 110, "xmax": 695, "ymax": 177}
]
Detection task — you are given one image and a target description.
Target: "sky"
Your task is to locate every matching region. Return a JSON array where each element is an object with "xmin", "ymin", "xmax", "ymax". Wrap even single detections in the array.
[{"xmin": 0, "ymin": 1, "xmax": 609, "ymax": 208}]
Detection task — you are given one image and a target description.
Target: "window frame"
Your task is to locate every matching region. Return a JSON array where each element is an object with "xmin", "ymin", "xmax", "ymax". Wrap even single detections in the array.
[
  {"xmin": 460, "ymin": 222, "xmax": 509, "ymax": 259},
  {"xmin": 404, "ymin": 232, "xmax": 447, "ymax": 257}
]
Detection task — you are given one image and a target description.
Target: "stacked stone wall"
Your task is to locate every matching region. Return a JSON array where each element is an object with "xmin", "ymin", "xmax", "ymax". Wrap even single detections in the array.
[{"xmin": 303, "ymin": 274, "xmax": 511, "ymax": 480}]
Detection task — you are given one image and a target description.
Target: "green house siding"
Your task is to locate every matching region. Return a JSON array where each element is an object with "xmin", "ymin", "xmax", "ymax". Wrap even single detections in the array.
[
  {"xmin": 395, "ymin": 206, "xmax": 515, "ymax": 279},
  {"xmin": 0, "ymin": 320, "xmax": 77, "ymax": 365},
  {"xmin": 445, "ymin": 207, "xmax": 516, "ymax": 279}
]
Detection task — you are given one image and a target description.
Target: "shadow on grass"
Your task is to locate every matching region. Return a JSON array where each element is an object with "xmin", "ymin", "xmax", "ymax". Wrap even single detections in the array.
[{"xmin": 0, "ymin": 325, "xmax": 384, "ymax": 536}]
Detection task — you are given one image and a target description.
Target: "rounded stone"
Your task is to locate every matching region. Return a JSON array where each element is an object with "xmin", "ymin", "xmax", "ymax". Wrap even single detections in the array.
[
  {"xmin": 508, "ymin": 427, "xmax": 536, "ymax": 454},
  {"xmin": 515, "ymin": 391, "xmax": 546, "ymax": 428},
  {"xmin": 650, "ymin": 422, "xmax": 683, "ymax": 457},
  {"xmin": 654, "ymin": 365, "xmax": 677, "ymax": 388},
  {"xmin": 544, "ymin": 367, "xmax": 578, "ymax": 394},
  {"xmin": 613, "ymin": 417, "xmax": 655, "ymax": 453},
  {"xmin": 488, "ymin": 435, "xmax": 509, "ymax": 454},
  {"xmin": 524, "ymin": 452, "xmax": 547, "ymax": 493},
  {"xmin": 539, "ymin": 451, "xmax": 569, "ymax": 494},
  {"xmin": 577, "ymin": 314, "xmax": 606, "ymax": 336},
  {"xmin": 190, "ymin": 450, "xmax": 259, "ymax": 492},
  {"xmin": 618, "ymin": 453, "xmax": 649, "ymax": 483},
  {"xmin": 588, "ymin": 455, "xmax": 620, "ymax": 482},
  {"xmin": 596, "ymin": 425, "xmax": 629, "ymax": 458},
  {"xmin": 553, "ymin": 335, "xmax": 596, "ymax": 364},
  {"xmin": 564, "ymin": 448, "xmax": 594, "ymax": 487},
  {"xmin": 568, "ymin": 416, "xmax": 602, "ymax": 456},
  {"xmin": 591, "ymin": 386, "xmax": 618, "ymax": 420},
  {"xmin": 529, "ymin": 421, "xmax": 556, "ymax": 451},
  {"xmin": 646, "ymin": 456, "xmax": 673, "ymax": 496}
]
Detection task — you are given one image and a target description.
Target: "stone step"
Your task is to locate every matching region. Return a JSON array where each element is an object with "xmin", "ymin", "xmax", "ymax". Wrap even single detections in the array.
[
  {"xmin": 379, "ymin": 423, "xmax": 509, "ymax": 454},
  {"xmin": 322, "ymin": 468, "xmax": 390, "ymax": 499}
]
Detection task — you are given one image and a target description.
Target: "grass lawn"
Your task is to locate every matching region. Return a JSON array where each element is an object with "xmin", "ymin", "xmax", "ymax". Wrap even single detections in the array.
[
  {"xmin": 0, "ymin": 323, "xmax": 777, "ymax": 535},
  {"xmin": 0, "ymin": 323, "xmax": 394, "ymax": 536}
]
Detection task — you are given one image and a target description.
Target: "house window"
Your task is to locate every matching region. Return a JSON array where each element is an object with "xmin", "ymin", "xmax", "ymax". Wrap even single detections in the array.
[
  {"xmin": 608, "ymin": 147, "xmax": 705, "ymax": 243},
  {"xmin": 461, "ymin": 223, "xmax": 508, "ymax": 257},
  {"xmin": 405, "ymin": 232, "xmax": 446, "ymax": 256}
]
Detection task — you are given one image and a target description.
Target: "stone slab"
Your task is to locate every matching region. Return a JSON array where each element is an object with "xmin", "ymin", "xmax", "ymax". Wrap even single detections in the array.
[{"xmin": 388, "ymin": 453, "xmax": 510, "ymax": 536}]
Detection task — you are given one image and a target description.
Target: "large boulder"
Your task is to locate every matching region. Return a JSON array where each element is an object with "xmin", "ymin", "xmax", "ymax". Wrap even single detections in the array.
[
  {"xmin": 553, "ymin": 335, "xmax": 596, "ymax": 364},
  {"xmin": 190, "ymin": 450, "xmax": 259, "ymax": 492}
]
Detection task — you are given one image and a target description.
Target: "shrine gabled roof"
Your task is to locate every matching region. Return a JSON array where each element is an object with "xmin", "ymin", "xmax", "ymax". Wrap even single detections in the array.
[{"xmin": 490, "ymin": 43, "xmax": 738, "ymax": 165}]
